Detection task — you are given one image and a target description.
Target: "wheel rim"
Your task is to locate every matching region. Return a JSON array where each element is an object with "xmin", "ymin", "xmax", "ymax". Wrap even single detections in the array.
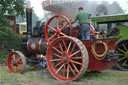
[
  {"xmin": 45, "ymin": 15, "xmax": 72, "ymax": 44},
  {"xmin": 47, "ymin": 37, "xmax": 88, "ymax": 81},
  {"xmin": 116, "ymin": 40, "xmax": 128, "ymax": 70},
  {"xmin": 8, "ymin": 51, "xmax": 26, "ymax": 73}
]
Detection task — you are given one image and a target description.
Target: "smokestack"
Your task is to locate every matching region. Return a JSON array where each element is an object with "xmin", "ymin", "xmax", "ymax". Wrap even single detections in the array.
[{"xmin": 26, "ymin": 1, "xmax": 32, "ymax": 37}]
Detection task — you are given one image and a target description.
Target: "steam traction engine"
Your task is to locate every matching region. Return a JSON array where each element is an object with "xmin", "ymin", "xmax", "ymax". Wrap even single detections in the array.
[
  {"xmin": 44, "ymin": 15, "xmax": 119, "ymax": 81},
  {"xmin": 8, "ymin": 9, "xmax": 119, "ymax": 81},
  {"xmin": 8, "ymin": 8, "xmax": 47, "ymax": 73}
]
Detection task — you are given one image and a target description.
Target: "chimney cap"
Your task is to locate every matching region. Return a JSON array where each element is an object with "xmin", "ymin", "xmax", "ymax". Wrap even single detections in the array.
[{"xmin": 26, "ymin": 0, "xmax": 31, "ymax": 8}]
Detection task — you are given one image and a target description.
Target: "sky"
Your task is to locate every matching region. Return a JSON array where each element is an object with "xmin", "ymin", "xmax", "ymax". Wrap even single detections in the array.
[{"xmin": 27, "ymin": 0, "xmax": 128, "ymax": 19}]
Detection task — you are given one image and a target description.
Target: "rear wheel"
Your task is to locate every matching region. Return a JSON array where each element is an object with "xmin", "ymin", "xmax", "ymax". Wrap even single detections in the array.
[
  {"xmin": 46, "ymin": 36, "xmax": 89, "ymax": 81},
  {"xmin": 115, "ymin": 39, "xmax": 128, "ymax": 71},
  {"xmin": 45, "ymin": 15, "xmax": 72, "ymax": 44},
  {"xmin": 8, "ymin": 51, "xmax": 26, "ymax": 73}
]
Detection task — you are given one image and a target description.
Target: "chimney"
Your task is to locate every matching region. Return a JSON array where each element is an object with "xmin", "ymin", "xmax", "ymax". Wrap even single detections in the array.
[{"xmin": 26, "ymin": 1, "xmax": 32, "ymax": 37}]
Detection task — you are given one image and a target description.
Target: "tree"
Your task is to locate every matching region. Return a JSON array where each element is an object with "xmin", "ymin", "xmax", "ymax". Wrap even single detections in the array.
[
  {"xmin": 0, "ymin": 0, "xmax": 25, "ymax": 26},
  {"xmin": 0, "ymin": 0, "xmax": 25, "ymax": 52}
]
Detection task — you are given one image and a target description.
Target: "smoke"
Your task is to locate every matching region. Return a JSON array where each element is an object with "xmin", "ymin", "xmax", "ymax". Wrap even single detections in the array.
[
  {"xmin": 96, "ymin": 3, "xmax": 108, "ymax": 16},
  {"xmin": 42, "ymin": 0, "xmax": 125, "ymax": 18}
]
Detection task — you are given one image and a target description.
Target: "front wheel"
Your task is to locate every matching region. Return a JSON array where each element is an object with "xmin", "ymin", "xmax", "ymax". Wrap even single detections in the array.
[{"xmin": 8, "ymin": 51, "xmax": 26, "ymax": 73}]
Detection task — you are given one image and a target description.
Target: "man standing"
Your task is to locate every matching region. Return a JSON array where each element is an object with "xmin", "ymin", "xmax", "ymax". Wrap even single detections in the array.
[{"xmin": 72, "ymin": 7, "xmax": 91, "ymax": 40}]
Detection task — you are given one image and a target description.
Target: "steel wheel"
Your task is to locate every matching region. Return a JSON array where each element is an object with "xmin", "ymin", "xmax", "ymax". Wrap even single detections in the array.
[
  {"xmin": 46, "ymin": 36, "xmax": 88, "ymax": 81},
  {"xmin": 45, "ymin": 15, "xmax": 72, "ymax": 44},
  {"xmin": 8, "ymin": 51, "xmax": 26, "ymax": 73},
  {"xmin": 116, "ymin": 39, "xmax": 128, "ymax": 71}
]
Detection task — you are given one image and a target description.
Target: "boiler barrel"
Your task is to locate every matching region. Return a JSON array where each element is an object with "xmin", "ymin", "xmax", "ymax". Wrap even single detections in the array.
[{"xmin": 27, "ymin": 38, "xmax": 47, "ymax": 55}]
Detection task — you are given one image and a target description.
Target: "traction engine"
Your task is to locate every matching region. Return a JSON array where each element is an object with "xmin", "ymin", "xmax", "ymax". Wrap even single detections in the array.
[
  {"xmin": 8, "ymin": 9, "xmax": 119, "ymax": 81},
  {"xmin": 44, "ymin": 15, "xmax": 119, "ymax": 81},
  {"xmin": 8, "ymin": 8, "xmax": 47, "ymax": 73}
]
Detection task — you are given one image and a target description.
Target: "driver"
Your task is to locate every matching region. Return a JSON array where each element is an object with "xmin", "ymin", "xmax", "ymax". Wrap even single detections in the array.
[{"xmin": 72, "ymin": 7, "xmax": 91, "ymax": 40}]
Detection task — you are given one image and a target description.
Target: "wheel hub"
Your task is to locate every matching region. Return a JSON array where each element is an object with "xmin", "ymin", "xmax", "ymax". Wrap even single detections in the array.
[
  {"xmin": 56, "ymin": 29, "xmax": 60, "ymax": 34},
  {"xmin": 125, "ymin": 52, "xmax": 128, "ymax": 58},
  {"xmin": 63, "ymin": 51, "xmax": 70, "ymax": 64},
  {"xmin": 13, "ymin": 61, "xmax": 17, "ymax": 66}
]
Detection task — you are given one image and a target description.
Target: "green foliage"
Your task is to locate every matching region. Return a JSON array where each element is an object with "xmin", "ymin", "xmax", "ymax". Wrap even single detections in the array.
[
  {"xmin": 0, "ymin": 51, "xmax": 8, "ymax": 64},
  {"xmin": 0, "ymin": 0, "xmax": 25, "ymax": 17},
  {"xmin": 0, "ymin": 27, "xmax": 22, "ymax": 50},
  {"xmin": 0, "ymin": 0, "xmax": 25, "ymax": 26},
  {"xmin": 0, "ymin": 0, "xmax": 25, "ymax": 64},
  {"xmin": 0, "ymin": 26, "xmax": 23, "ymax": 63}
]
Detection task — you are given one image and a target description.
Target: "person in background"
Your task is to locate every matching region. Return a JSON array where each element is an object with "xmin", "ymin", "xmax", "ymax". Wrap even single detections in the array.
[
  {"xmin": 95, "ymin": 24, "xmax": 100, "ymax": 39},
  {"xmin": 72, "ymin": 7, "xmax": 92, "ymax": 40}
]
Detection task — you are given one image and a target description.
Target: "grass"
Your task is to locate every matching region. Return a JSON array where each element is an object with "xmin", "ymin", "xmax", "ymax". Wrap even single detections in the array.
[
  {"xmin": 1, "ymin": 66, "xmax": 128, "ymax": 85},
  {"xmin": 0, "ymin": 66, "xmax": 52, "ymax": 84},
  {"xmin": 0, "ymin": 51, "xmax": 9, "ymax": 64},
  {"xmin": 79, "ymin": 70, "xmax": 128, "ymax": 85},
  {"xmin": 83, "ymin": 71, "xmax": 117, "ymax": 80}
]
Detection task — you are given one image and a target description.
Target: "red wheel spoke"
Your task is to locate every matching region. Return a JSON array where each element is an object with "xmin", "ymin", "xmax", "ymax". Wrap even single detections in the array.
[
  {"xmin": 70, "ymin": 60, "xmax": 82, "ymax": 65},
  {"xmin": 60, "ymin": 32, "xmax": 68, "ymax": 36},
  {"xmin": 62, "ymin": 40, "xmax": 67, "ymax": 50},
  {"xmin": 16, "ymin": 57, "xmax": 21, "ymax": 62},
  {"xmin": 12, "ymin": 55, "xmax": 16, "ymax": 61},
  {"xmin": 53, "ymin": 53, "xmax": 62, "ymax": 59},
  {"xmin": 60, "ymin": 22, "xmax": 69, "ymax": 31},
  {"xmin": 57, "ymin": 34, "xmax": 60, "ymax": 37},
  {"xmin": 54, "ymin": 61, "xmax": 63, "ymax": 68},
  {"xmin": 71, "ymin": 56, "xmax": 82, "ymax": 60},
  {"xmin": 67, "ymin": 41, "xmax": 72, "ymax": 52},
  {"xmin": 49, "ymin": 33, "xmax": 57, "ymax": 41},
  {"xmin": 69, "ymin": 50, "xmax": 80, "ymax": 57},
  {"xmin": 48, "ymin": 25, "xmax": 56, "ymax": 32},
  {"xmin": 56, "ymin": 17, "xmax": 59, "ymax": 28},
  {"xmin": 53, "ymin": 46, "xmax": 63, "ymax": 55},
  {"xmin": 71, "ymin": 62, "xmax": 79, "ymax": 73},
  {"xmin": 67, "ymin": 64, "xmax": 69, "ymax": 79},
  {"xmin": 50, "ymin": 59, "xmax": 62, "ymax": 62},
  {"xmin": 71, "ymin": 44, "xmax": 76, "ymax": 54},
  {"xmin": 69, "ymin": 64, "xmax": 76, "ymax": 76},
  {"xmin": 56, "ymin": 64, "xmax": 64, "ymax": 74},
  {"xmin": 63, "ymin": 64, "xmax": 66, "ymax": 77},
  {"xmin": 59, "ymin": 43, "xmax": 63, "ymax": 53}
]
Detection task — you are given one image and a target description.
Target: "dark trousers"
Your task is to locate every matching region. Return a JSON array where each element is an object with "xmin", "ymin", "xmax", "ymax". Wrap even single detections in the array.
[{"xmin": 80, "ymin": 24, "xmax": 90, "ymax": 40}]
